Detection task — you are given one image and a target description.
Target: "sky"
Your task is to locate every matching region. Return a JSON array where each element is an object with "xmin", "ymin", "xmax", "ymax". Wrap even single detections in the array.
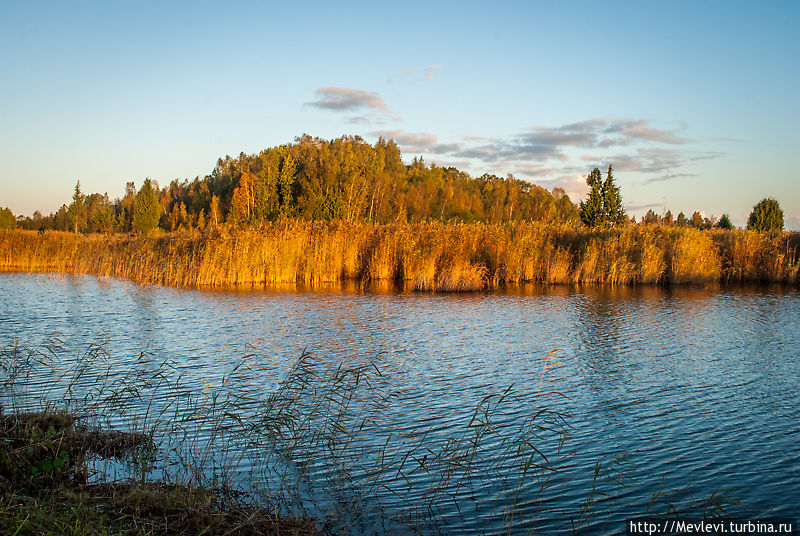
[{"xmin": 1, "ymin": 1, "xmax": 798, "ymax": 228}]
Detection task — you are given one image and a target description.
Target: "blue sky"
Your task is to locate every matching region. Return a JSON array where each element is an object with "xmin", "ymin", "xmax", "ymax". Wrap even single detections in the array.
[{"xmin": 1, "ymin": 1, "xmax": 798, "ymax": 228}]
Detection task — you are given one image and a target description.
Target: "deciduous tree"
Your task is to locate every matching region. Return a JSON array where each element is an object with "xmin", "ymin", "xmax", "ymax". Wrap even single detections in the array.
[{"xmin": 0, "ymin": 207, "xmax": 15, "ymax": 229}]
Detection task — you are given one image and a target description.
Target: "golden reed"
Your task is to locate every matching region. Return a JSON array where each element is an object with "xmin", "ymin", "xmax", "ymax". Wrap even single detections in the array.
[{"xmin": 1, "ymin": 223, "xmax": 797, "ymax": 291}]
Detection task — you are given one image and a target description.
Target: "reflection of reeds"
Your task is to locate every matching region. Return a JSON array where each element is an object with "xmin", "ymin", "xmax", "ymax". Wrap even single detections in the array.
[{"xmin": 1, "ymin": 224, "xmax": 797, "ymax": 291}]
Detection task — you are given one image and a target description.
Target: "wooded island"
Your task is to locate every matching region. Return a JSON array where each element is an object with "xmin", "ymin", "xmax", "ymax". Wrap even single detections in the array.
[{"xmin": 0, "ymin": 135, "xmax": 796, "ymax": 290}]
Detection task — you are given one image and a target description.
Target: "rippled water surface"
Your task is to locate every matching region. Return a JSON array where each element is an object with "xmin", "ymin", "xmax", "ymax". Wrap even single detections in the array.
[{"xmin": 1, "ymin": 273, "xmax": 799, "ymax": 533}]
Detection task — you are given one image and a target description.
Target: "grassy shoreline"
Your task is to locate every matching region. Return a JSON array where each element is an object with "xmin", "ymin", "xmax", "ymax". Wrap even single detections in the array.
[
  {"xmin": 1, "ymin": 223, "xmax": 798, "ymax": 291},
  {"xmin": 0, "ymin": 411, "xmax": 317, "ymax": 536}
]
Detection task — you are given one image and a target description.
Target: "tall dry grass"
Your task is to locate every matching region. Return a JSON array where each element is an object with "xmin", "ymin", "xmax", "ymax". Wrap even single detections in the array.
[{"xmin": 0, "ymin": 223, "xmax": 797, "ymax": 291}]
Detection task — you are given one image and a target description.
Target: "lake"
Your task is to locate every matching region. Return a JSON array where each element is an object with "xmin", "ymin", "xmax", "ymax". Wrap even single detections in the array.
[{"xmin": 1, "ymin": 272, "xmax": 798, "ymax": 534}]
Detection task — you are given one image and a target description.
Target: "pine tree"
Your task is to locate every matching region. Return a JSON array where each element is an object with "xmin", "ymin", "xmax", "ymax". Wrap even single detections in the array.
[{"xmin": 133, "ymin": 178, "xmax": 162, "ymax": 233}]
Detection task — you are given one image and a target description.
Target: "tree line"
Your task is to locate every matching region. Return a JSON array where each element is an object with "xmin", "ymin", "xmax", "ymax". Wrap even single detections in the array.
[
  {"xmin": 578, "ymin": 165, "xmax": 784, "ymax": 234},
  {"xmin": 10, "ymin": 135, "xmax": 577, "ymax": 233},
  {"xmin": 2, "ymin": 135, "xmax": 786, "ymax": 235}
]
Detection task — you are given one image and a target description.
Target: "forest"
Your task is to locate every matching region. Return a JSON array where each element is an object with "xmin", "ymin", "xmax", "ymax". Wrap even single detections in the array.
[
  {"xmin": 7, "ymin": 135, "xmax": 577, "ymax": 233},
  {"xmin": 2, "ymin": 135, "xmax": 781, "ymax": 235}
]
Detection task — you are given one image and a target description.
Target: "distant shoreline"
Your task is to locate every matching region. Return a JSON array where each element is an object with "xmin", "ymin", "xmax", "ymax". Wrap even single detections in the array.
[{"xmin": 1, "ymin": 223, "xmax": 798, "ymax": 291}]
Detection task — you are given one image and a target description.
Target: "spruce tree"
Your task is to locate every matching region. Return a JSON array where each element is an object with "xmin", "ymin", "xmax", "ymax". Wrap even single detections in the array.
[
  {"xmin": 747, "ymin": 198, "xmax": 783, "ymax": 234},
  {"xmin": 579, "ymin": 168, "xmax": 604, "ymax": 227},
  {"xmin": 133, "ymin": 178, "xmax": 162, "ymax": 233},
  {"xmin": 717, "ymin": 213, "xmax": 734, "ymax": 230},
  {"xmin": 601, "ymin": 165, "xmax": 626, "ymax": 225},
  {"xmin": 579, "ymin": 165, "xmax": 625, "ymax": 228},
  {"xmin": 67, "ymin": 181, "xmax": 87, "ymax": 234}
]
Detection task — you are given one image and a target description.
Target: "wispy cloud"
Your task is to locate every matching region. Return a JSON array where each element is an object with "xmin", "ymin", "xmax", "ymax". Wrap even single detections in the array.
[
  {"xmin": 369, "ymin": 129, "xmax": 460, "ymax": 155},
  {"xmin": 367, "ymin": 119, "xmax": 715, "ymax": 201},
  {"xmin": 592, "ymin": 147, "xmax": 722, "ymax": 177},
  {"xmin": 307, "ymin": 86, "xmax": 388, "ymax": 112},
  {"xmin": 524, "ymin": 119, "xmax": 689, "ymax": 150},
  {"xmin": 645, "ymin": 172, "xmax": 697, "ymax": 184},
  {"xmin": 406, "ymin": 64, "xmax": 443, "ymax": 80},
  {"xmin": 601, "ymin": 119, "xmax": 688, "ymax": 145},
  {"xmin": 307, "ymin": 86, "xmax": 400, "ymax": 122},
  {"xmin": 626, "ymin": 202, "xmax": 663, "ymax": 211}
]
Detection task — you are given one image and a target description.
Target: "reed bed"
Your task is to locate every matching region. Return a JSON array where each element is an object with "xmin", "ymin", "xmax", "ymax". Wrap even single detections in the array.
[{"xmin": 1, "ymin": 223, "xmax": 797, "ymax": 291}]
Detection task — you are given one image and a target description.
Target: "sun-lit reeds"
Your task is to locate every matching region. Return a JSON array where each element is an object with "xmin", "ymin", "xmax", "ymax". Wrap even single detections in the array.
[{"xmin": 1, "ymin": 223, "xmax": 797, "ymax": 291}]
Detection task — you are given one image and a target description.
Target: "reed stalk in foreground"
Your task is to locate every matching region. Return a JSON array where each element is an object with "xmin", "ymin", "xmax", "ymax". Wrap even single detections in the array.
[
  {"xmin": 1, "ymin": 224, "xmax": 797, "ymax": 291},
  {"xmin": 0, "ymin": 335, "xmax": 749, "ymax": 534},
  {"xmin": 0, "ymin": 335, "xmax": 573, "ymax": 534}
]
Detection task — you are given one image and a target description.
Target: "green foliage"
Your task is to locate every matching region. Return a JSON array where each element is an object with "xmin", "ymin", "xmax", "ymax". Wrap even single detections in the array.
[
  {"xmin": 87, "ymin": 193, "xmax": 115, "ymax": 233},
  {"xmin": 579, "ymin": 168, "xmax": 604, "ymax": 227},
  {"xmin": 133, "ymin": 179, "xmax": 162, "ymax": 233},
  {"xmin": 580, "ymin": 165, "xmax": 626, "ymax": 227},
  {"xmin": 278, "ymin": 154, "xmax": 296, "ymax": 218},
  {"xmin": 17, "ymin": 135, "xmax": 581, "ymax": 231},
  {"xmin": 717, "ymin": 213, "xmax": 734, "ymax": 230},
  {"xmin": 602, "ymin": 166, "xmax": 626, "ymax": 226},
  {"xmin": 212, "ymin": 135, "xmax": 578, "ymax": 226},
  {"xmin": 643, "ymin": 209, "xmax": 660, "ymax": 225},
  {"xmin": 747, "ymin": 197, "xmax": 784, "ymax": 234},
  {"xmin": 117, "ymin": 181, "xmax": 137, "ymax": 232},
  {"xmin": 0, "ymin": 207, "xmax": 15, "ymax": 229},
  {"xmin": 67, "ymin": 181, "xmax": 87, "ymax": 234}
]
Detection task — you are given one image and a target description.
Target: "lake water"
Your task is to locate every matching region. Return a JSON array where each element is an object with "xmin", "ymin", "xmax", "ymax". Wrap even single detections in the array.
[{"xmin": 1, "ymin": 272, "xmax": 798, "ymax": 534}]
